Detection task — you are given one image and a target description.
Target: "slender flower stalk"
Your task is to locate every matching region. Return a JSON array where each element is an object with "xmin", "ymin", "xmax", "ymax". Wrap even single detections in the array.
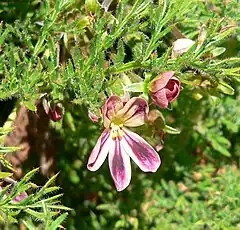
[{"xmin": 87, "ymin": 96, "xmax": 161, "ymax": 191}]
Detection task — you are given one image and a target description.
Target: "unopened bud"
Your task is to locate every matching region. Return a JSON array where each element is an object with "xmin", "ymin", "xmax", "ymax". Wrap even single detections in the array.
[
  {"xmin": 149, "ymin": 71, "xmax": 181, "ymax": 109},
  {"xmin": 172, "ymin": 38, "xmax": 195, "ymax": 58},
  {"xmin": 88, "ymin": 110, "xmax": 99, "ymax": 123},
  {"xmin": 42, "ymin": 99, "xmax": 62, "ymax": 122}
]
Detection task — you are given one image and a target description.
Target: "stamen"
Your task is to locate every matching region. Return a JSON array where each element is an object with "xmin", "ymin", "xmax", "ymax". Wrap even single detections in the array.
[{"xmin": 110, "ymin": 124, "xmax": 124, "ymax": 139}]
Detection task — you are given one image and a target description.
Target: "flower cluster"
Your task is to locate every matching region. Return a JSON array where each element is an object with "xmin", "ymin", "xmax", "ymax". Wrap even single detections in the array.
[{"xmin": 87, "ymin": 72, "xmax": 181, "ymax": 191}]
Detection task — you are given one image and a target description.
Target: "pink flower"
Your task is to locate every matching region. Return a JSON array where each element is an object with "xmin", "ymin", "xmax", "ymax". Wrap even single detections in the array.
[
  {"xmin": 42, "ymin": 99, "xmax": 62, "ymax": 122},
  {"xmin": 149, "ymin": 71, "xmax": 181, "ymax": 109},
  {"xmin": 87, "ymin": 96, "xmax": 161, "ymax": 191}
]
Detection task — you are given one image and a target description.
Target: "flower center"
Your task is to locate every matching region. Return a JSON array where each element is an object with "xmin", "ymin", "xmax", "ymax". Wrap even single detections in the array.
[
  {"xmin": 110, "ymin": 124, "xmax": 124, "ymax": 139},
  {"xmin": 111, "ymin": 116, "xmax": 124, "ymax": 126}
]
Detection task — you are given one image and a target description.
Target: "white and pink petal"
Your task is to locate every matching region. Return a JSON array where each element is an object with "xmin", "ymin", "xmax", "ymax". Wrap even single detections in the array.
[
  {"xmin": 87, "ymin": 129, "xmax": 111, "ymax": 171},
  {"xmin": 108, "ymin": 137, "xmax": 131, "ymax": 191},
  {"xmin": 122, "ymin": 129, "xmax": 161, "ymax": 172},
  {"xmin": 117, "ymin": 97, "xmax": 149, "ymax": 127},
  {"xmin": 102, "ymin": 96, "xmax": 123, "ymax": 128}
]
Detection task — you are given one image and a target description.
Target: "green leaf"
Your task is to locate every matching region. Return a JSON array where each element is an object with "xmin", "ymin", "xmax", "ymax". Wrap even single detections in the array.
[
  {"xmin": 38, "ymin": 205, "xmax": 71, "ymax": 211},
  {"xmin": 210, "ymin": 95, "xmax": 221, "ymax": 106},
  {"xmin": 0, "ymin": 27, "xmax": 10, "ymax": 46},
  {"xmin": 85, "ymin": 0, "xmax": 100, "ymax": 13},
  {"xmin": 0, "ymin": 185, "xmax": 11, "ymax": 201},
  {"xmin": 0, "ymin": 172, "xmax": 12, "ymax": 179},
  {"xmin": 48, "ymin": 213, "xmax": 68, "ymax": 230},
  {"xmin": 24, "ymin": 209, "xmax": 57, "ymax": 222},
  {"xmin": 211, "ymin": 47, "xmax": 226, "ymax": 57},
  {"xmin": 210, "ymin": 135, "xmax": 231, "ymax": 157},
  {"xmin": 32, "ymin": 173, "xmax": 59, "ymax": 201},
  {"xmin": 23, "ymin": 101, "xmax": 37, "ymax": 112},
  {"xmin": 0, "ymin": 146, "xmax": 20, "ymax": 153},
  {"xmin": 163, "ymin": 125, "xmax": 180, "ymax": 134},
  {"xmin": 217, "ymin": 82, "xmax": 234, "ymax": 95},
  {"xmin": 124, "ymin": 82, "xmax": 144, "ymax": 92},
  {"xmin": 97, "ymin": 204, "xmax": 115, "ymax": 211},
  {"xmin": 116, "ymin": 39, "xmax": 125, "ymax": 65},
  {"xmin": 22, "ymin": 219, "xmax": 36, "ymax": 230},
  {"xmin": 0, "ymin": 214, "xmax": 5, "ymax": 223},
  {"xmin": 34, "ymin": 194, "xmax": 63, "ymax": 205}
]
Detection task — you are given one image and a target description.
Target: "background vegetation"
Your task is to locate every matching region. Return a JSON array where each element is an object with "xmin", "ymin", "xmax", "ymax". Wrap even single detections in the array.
[{"xmin": 0, "ymin": 0, "xmax": 240, "ymax": 229}]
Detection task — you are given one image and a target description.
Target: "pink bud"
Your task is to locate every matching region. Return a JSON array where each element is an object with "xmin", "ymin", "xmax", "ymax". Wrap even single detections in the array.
[
  {"xmin": 88, "ymin": 110, "xmax": 99, "ymax": 123},
  {"xmin": 49, "ymin": 104, "xmax": 62, "ymax": 121},
  {"xmin": 11, "ymin": 191, "xmax": 28, "ymax": 203},
  {"xmin": 0, "ymin": 186, "xmax": 28, "ymax": 203},
  {"xmin": 42, "ymin": 99, "xmax": 62, "ymax": 122},
  {"xmin": 149, "ymin": 71, "xmax": 181, "ymax": 109}
]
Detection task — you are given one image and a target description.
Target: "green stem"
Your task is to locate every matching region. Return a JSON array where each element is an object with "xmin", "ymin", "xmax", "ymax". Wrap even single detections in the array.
[{"xmin": 106, "ymin": 61, "xmax": 150, "ymax": 74}]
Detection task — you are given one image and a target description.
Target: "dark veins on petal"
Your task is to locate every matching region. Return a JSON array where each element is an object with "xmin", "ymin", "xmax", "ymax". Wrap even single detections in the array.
[
  {"xmin": 124, "ymin": 132, "xmax": 157, "ymax": 167},
  {"xmin": 128, "ymin": 103, "xmax": 147, "ymax": 121},
  {"xmin": 88, "ymin": 130, "xmax": 110, "ymax": 167},
  {"xmin": 112, "ymin": 138, "xmax": 125, "ymax": 185}
]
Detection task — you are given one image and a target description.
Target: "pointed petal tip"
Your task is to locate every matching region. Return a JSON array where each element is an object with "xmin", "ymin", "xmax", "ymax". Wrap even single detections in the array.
[
  {"xmin": 149, "ymin": 158, "xmax": 161, "ymax": 173},
  {"xmin": 141, "ymin": 158, "xmax": 161, "ymax": 173}
]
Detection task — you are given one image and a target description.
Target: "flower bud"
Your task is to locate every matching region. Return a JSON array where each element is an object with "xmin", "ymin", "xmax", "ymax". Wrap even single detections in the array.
[
  {"xmin": 172, "ymin": 38, "xmax": 195, "ymax": 58},
  {"xmin": 0, "ymin": 186, "xmax": 28, "ymax": 203},
  {"xmin": 85, "ymin": 0, "xmax": 100, "ymax": 13},
  {"xmin": 42, "ymin": 99, "xmax": 62, "ymax": 122},
  {"xmin": 149, "ymin": 71, "xmax": 181, "ymax": 109},
  {"xmin": 88, "ymin": 110, "xmax": 99, "ymax": 123},
  {"xmin": 11, "ymin": 191, "xmax": 28, "ymax": 203}
]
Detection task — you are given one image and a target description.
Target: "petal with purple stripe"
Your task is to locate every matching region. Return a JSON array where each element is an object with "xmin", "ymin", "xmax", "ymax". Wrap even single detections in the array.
[
  {"xmin": 108, "ymin": 137, "xmax": 131, "ymax": 191},
  {"xmin": 117, "ymin": 97, "xmax": 149, "ymax": 127},
  {"xmin": 122, "ymin": 129, "xmax": 161, "ymax": 172},
  {"xmin": 87, "ymin": 129, "xmax": 111, "ymax": 171}
]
